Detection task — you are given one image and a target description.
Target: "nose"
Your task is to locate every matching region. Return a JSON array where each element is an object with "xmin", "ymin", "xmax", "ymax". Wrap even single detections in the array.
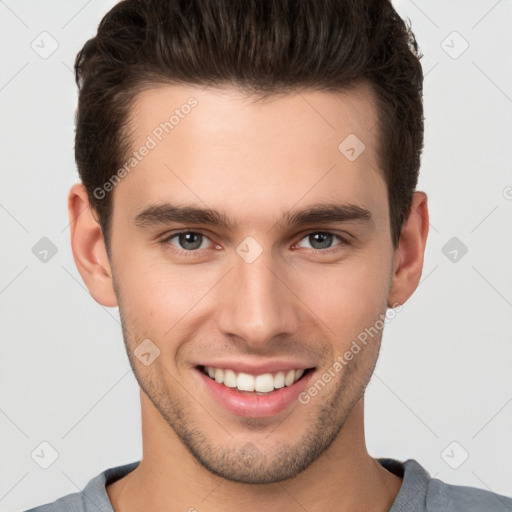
[{"xmin": 215, "ymin": 247, "xmax": 299, "ymax": 349}]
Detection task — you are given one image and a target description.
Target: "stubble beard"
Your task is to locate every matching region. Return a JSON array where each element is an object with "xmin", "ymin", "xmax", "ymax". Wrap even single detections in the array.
[{"xmin": 119, "ymin": 313, "xmax": 380, "ymax": 484}]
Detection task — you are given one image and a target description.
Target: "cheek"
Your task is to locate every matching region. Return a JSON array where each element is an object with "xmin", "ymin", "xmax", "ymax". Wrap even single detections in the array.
[
  {"xmin": 291, "ymin": 254, "xmax": 391, "ymax": 341},
  {"xmin": 113, "ymin": 252, "xmax": 216, "ymax": 337},
  {"xmin": 113, "ymin": 235, "xmax": 393, "ymax": 346}
]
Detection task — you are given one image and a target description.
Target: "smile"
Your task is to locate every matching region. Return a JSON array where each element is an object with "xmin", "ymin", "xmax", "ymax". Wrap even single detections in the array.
[{"xmin": 200, "ymin": 365, "xmax": 308, "ymax": 394}]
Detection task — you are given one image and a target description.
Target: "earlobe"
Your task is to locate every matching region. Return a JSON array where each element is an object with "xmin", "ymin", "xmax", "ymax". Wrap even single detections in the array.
[
  {"xmin": 387, "ymin": 191, "xmax": 429, "ymax": 307},
  {"xmin": 68, "ymin": 183, "xmax": 118, "ymax": 307}
]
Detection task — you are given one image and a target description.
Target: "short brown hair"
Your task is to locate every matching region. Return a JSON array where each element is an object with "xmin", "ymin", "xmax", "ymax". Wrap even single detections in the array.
[{"xmin": 74, "ymin": 0, "xmax": 424, "ymax": 252}]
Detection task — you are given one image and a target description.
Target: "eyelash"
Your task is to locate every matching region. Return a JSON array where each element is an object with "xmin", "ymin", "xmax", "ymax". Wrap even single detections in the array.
[{"xmin": 160, "ymin": 230, "xmax": 349, "ymax": 257}]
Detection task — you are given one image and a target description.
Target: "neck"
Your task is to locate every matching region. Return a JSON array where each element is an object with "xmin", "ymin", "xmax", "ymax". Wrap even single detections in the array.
[{"xmin": 107, "ymin": 391, "xmax": 402, "ymax": 512}]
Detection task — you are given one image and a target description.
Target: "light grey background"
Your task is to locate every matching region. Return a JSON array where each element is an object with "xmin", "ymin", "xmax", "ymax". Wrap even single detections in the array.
[{"xmin": 1, "ymin": 1, "xmax": 511, "ymax": 510}]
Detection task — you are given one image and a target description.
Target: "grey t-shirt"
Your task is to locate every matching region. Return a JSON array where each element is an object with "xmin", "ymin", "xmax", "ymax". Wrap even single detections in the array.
[{"xmin": 23, "ymin": 458, "xmax": 512, "ymax": 511}]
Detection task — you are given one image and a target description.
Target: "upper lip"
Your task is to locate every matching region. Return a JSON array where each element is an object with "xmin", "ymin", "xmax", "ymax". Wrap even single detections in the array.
[{"xmin": 196, "ymin": 360, "xmax": 316, "ymax": 375}]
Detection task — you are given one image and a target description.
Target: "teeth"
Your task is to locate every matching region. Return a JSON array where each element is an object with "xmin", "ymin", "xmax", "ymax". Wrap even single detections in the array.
[
  {"xmin": 237, "ymin": 372, "xmax": 255, "ymax": 392},
  {"xmin": 284, "ymin": 370, "xmax": 295, "ymax": 386},
  {"xmin": 202, "ymin": 366, "xmax": 307, "ymax": 393},
  {"xmin": 274, "ymin": 371, "xmax": 285, "ymax": 389},
  {"xmin": 255, "ymin": 373, "xmax": 274, "ymax": 392},
  {"xmin": 214, "ymin": 368, "xmax": 224, "ymax": 383},
  {"xmin": 223, "ymin": 369, "xmax": 237, "ymax": 388}
]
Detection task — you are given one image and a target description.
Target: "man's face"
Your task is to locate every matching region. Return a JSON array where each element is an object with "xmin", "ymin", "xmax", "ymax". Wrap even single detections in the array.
[{"xmin": 108, "ymin": 83, "xmax": 396, "ymax": 483}]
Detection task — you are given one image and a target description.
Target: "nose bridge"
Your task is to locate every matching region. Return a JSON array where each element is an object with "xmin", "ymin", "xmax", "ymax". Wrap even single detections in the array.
[{"xmin": 216, "ymin": 244, "xmax": 298, "ymax": 346}]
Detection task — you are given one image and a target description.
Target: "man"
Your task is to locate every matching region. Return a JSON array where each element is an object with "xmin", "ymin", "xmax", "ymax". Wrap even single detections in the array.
[{"xmin": 25, "ymin": 0, "xmax": 512, "ymax": 510}]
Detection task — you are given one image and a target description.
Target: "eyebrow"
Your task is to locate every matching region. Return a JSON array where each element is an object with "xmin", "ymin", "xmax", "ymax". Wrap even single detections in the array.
[{"xmin": 133, "ymin": 202, "xmax": 374, "ymax": 230}]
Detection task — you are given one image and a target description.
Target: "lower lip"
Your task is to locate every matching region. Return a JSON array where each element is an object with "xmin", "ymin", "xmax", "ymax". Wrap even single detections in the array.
[{"xmin": 197, "ymin": 368, "xmax": 315, "ymax": 418}]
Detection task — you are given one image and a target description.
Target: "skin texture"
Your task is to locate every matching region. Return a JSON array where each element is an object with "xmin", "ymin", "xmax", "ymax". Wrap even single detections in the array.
[{"xmin": 69, "ymin": 82, "xmax": 429, "ymax": 511}]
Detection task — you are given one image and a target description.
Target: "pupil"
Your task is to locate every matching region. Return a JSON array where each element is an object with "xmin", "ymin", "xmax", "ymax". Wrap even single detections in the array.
[
  {"xmin": 311, "ymin": 232, "xmax": 332, "ymax": 249},
  {"xmin": 180, "ymin": 233, "xmax": 202, "ymax": 250}
]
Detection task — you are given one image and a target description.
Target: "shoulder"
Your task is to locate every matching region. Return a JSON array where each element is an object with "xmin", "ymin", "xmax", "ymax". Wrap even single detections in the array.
[
  {"xmin": 378, "ymin": 458, "xmax": 512, "ymax": 512},
  {"xmin": 21, "ymin": 461, "xmax": 140, "ymax": 512},
  {"xmin": 22, "ymin": 491, "xmax": 85, "ymax": 512},
  {"xmin": 426, "ymin": 477, "xmax": 512, "ymax": 511},
  {"xmin": 399, "ymin": 458, "xmax": 512, "ymax": 512}
]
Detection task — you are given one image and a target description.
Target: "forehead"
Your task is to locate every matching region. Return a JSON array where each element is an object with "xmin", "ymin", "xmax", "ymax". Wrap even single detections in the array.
[
  {"xmin": 129, "ymin": 82, "xmax": 379, "ymax": 150},
  {"xmin": 113, "ymin": 82, "xmax": 386, "ymax": 229}
]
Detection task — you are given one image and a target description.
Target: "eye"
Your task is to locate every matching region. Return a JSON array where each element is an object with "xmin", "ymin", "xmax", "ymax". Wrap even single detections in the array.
[
  {"xmin": 163, "ymin": 231, "xmax": 211, "ymax": 252},
  {"xmin": 296, "ymin": 232, "xmax": 345, "ymax": 252},
  {"xmin": 160, "ymin": 230, "xmax": 348, "ymax": 257}
]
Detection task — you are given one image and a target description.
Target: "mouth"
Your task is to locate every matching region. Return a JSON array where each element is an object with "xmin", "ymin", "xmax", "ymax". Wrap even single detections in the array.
[
  {"xmin": 198, "ymin": 365, "xmax": 313, "ymax": 395},
  {"xmin": 196, "ymin": 364, "xmax": 316, "ymax": 418}
]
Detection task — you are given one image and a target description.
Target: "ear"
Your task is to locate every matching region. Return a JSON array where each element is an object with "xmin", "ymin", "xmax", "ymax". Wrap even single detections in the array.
[
  {"xmin": 388, "ymin": 191, "xmax": 429, "ymax": 307},
  {"xmin": 68, "ymin": 183, "xmax": 118, "ymax": 307}
]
